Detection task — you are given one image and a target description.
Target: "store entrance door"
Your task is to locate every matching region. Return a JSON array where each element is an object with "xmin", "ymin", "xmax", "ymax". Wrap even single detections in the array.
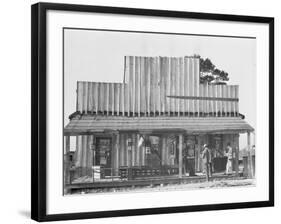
[
  {"xmin": 184, "ymin": 137, "xmax": 196, "ymax": 176},
  {"xmin": 95, "ymin": 138, "xmax": 112, "ymax": 177}
]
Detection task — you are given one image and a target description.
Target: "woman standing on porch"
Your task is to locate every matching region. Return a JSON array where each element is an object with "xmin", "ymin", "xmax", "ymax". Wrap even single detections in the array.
[{"xmin": 225, "ymin": 143, "xmax": 233, "ymax": 174}]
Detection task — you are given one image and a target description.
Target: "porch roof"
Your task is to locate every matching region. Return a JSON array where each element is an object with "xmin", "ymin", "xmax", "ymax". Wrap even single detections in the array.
[{"xmin": 64, "ymin": 115, "xmax": 254, "ymax": 135}]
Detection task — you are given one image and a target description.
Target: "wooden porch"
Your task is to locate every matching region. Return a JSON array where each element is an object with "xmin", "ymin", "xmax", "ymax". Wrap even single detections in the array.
[{"xmin": 65, "ymin": 172, "xmax": 246, "ymax": 193}]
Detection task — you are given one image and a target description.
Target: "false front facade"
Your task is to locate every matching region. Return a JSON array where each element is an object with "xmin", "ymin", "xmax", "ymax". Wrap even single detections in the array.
[{"xmin": 64, "ymin": 56, "xmax": 254, "ymax": 187}]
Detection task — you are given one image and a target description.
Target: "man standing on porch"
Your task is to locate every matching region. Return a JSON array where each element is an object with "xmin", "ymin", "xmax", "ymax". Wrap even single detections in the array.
[
  {"xmin": 225, "ymin": 143, "xmax": 233, "ymax": 175},
  {"xmin": 202, "ymin": 144, "xmax": 212, "ymax": 181}
]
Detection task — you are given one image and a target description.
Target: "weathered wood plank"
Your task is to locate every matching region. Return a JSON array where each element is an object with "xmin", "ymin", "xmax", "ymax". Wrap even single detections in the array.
[
  {"xmin": 228, "ymin": 86, "xmax": 231, "ymax": 115},
  {"xmin": 209, "ymin": 84, "xmax": 213, "ymax": 115},
  {"xmin": 184, "ymin": 57, "xmax": 188, "ymax": 114},
  {"xmin": 153, "ymin": 57, "xmax": 157, "ymax": 115},
  {"xmin": 115, "ymin": 84, "xmax": 119, "ymax": 116},
  {"xmin": 131, "ymin": 56, "xmax": 135, "ymax": 115},
  {"xmin": 225, "ymin": 86, "xmax": 228, "ymax": 115},
  {"xmin": 135, "ymin": 56, "xmax": 140, "ymax": 116},
  {"xmin": 214, "ymin": 85, "xmax": 218, "ymax": 115},
  {"xmin": 172, "ymin": 57, "xmax": 177, "ymax": 115},
  {"xmin": 199, "ymin": 84, "xmax": 203, "ymax": 115},
  {"xmin": 81, "ymin": 82, "xmax": 86, "ymax": 113},
  {"xmin": 212, "ymin": 85, "xmax": 216, "ymax": 116},
  {"xmin": 231, "ymin": 86, "xmax": 234, "ymax": 115},
  {"xmin": 94, "ymin": 83, "xmax": 98, "ymax": 114},
  {"xmin": 222, "ymin": 85, "xmax": 226, "ymax": 116},
  {"xmin": 140, "ymin": 57, "xmax": 145, "ymax": 115},
  {"xmin": 77, "ymin": 82, "xmax": 83, "ymax": 113},
  {"xmin": 202, "ymin": 84, "xmax": 206, "ymax": 115},
  {"xmin": 111, "ymin": 83, "xmax": 113, "ymax": 115},
  {"xmin": 192, "ymin": 58, "xmax": 196, "ymax": 115},
  {"xmin": 180, "ymin": 57, "xmax": 185, "ymax": 114},
  {"xmin": 176, "ymin": 57, "xmax": 180, "ymax": 116},
  {"xmin": 107, "ymin": 83, "xmax": 110, "ymax": 115},
  {"xmin": 88, "ymin": 82, "xmax": 93, "ymax": 113},
  {"xmin": 126, "ymin": 82, "xmax": 130, "ymax": 116},
  {"xmin": 166, "ymin": 95, "xmax": 239, "ymax": 102},
  {"xmin": 85, "ymin": 82, "xmax": 89, "ymax": 114},
  {"xmin": 157, "ymin": 57, "xmax": 161, "ymax": 114},
  {"xmin": 147, "ymin": 57, "xmax": 151, "ymax": 115},
  {"xmin": 102, "ymin": 83, "xmax": 106, "ymax": 114},
  {"xmin": 235, "ymin": 86, "xmax": 239, "ymax": 116},
  {"xmin": 167, "ymin": 57, "xmax": 171, "ymax": 115},
  {"xmin": 188, "ymin": 58, "xmax": 194, "ymax": 115},
  {"xmin": 160, "ymin": 57, "xmax": 166, "ymax": 114},
  {"xmin": 150, "ymin": 57, "xmax": 155, "ymax": 115},
  {"xmin": 121, "ymin": 84, "xmax": 124, "ymax": 116},
  {"xmin": 208, "ymin": 84, "xmax": 211, "ymax": 115},
  {"xmin": 93, "ymin": 83, "xmax": 97, "ymax": 114},
  {"xmin": 219, "ymin": 85, "xmax": 223, "ymax": 115},
  {"xmin": 194, "ymin": 58, "xmax": 200, "ymax": 115},
  {"xmin": 144, "ymin": 58, "xmax": 148, "ymax": 115}
]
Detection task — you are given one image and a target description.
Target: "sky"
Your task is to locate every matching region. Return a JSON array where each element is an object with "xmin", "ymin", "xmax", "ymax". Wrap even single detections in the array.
[{"xmin": 64, "ymin": 28, "xmax": 256, "ymax": 149}]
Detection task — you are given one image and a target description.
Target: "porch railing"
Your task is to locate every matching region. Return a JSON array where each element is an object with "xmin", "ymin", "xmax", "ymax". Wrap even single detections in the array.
[{"xmin": 69, "ymin": 166, "xmax": 180, "ymax": 184}]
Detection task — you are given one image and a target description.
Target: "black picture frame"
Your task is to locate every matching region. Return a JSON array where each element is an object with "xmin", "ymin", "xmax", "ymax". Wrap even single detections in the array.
[{"xmin": 31, "ymin": 2, "xmax": 274, "ymax": 222}]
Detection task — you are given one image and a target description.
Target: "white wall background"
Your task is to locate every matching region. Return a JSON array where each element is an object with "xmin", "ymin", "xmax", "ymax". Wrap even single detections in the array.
[{"xmin": 0, "ymin": 0, "xmax": 279, "ymax": 223}]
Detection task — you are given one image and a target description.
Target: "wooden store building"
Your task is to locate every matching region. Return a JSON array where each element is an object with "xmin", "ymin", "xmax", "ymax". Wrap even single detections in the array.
[{"xmin": 64, "ymin": 56, "xmax": 254, "ymax": 186}]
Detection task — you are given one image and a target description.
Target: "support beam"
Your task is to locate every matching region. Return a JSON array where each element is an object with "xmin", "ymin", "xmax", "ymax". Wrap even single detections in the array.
[
  {"xmin": 81, "ymin": 136, "xmax": 88, "ymax": 176},
  {"xmin": 132, "ymin": 134, "xmax": 135, "ymax": 167},
  {"xmin": 179, "ymin": 134, "xmax": 183, "ymax": 178},
  {"xmin": 126, "ymin": 134, "xmax": 130, "ymax": 167},
  {"xmin": 115, "ymin": 133, "xmax": 120, "ymax": 176},
  {"xmin": 136, "ymin": 134, "xmax": 140, "ymax": 166},
  {"xmin": 65, "ymin": 136, "xmax": 70, "ymax": 154},
  {"xmin": 247, "ymin": 131, "xmax": 253, "ymax": 178},
  {"xmin": 92, "ymin": 136, "xmax": 96, "ymax": 166},
  {"xmin": 234, "ymin": 134, "xmax": 239, "ymax": 176},
  {"xmin": 65, "ymin": 136, "xmax": 70, "ymax": 185}
]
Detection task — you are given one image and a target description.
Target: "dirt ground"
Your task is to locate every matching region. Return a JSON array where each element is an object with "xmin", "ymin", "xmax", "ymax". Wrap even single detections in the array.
[{"xmin": 80, "ymin": 178, "xmax": 255, "ymax": 194}]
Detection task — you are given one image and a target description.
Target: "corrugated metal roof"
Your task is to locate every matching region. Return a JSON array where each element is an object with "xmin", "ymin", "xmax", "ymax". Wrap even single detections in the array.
[{"xmin": 64, "ymin": 115, "xmax": 254, "ymax": 135}]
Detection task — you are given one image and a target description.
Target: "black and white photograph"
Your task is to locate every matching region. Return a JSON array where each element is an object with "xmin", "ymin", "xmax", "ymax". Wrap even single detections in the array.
[
  {"xmin": 63, "ymin": 28, "xmax": 257, "ymax": 195},
  {"xmin": 30, "ymin": 2, "xmax": 274, "ymax": 221}
]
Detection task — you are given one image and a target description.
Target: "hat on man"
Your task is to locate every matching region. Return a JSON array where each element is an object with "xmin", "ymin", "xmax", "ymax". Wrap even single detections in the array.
[{"xmin": 203, "ymin": 144, "xmax": 208, "ymax": 148}]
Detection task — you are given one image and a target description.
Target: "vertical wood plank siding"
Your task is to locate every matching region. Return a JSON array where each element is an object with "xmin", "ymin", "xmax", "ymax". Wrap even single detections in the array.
[
  {"xmin": 74, "ymin": 135, "xmax": 93, "ymax": 176},
  {"xmin": 76, "ymin": 56, "xmax": 239, "ymax": 117}
]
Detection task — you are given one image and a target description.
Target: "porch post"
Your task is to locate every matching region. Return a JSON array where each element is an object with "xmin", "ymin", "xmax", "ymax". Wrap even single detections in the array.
[
  {"xmin": 65, "ymin": 136, "xmax": 70, "ymax": 185},
  {"xmin": 115, "ymin": 132, "xmax": 120, "ymax": 176},
  {"xmin": 179, "ymin": 134, "xmax": 183, "ymax": 178},
  {"xmin": 247, "ymin": 131, "xmax": 253, "ymax": 178},
  {"xmin": 65, "ymin": 136, "xmax": 70, "ymax": 154},
  {"xmin": 235, "ymin": 134, "xmax": 239, "ymax": 177}
]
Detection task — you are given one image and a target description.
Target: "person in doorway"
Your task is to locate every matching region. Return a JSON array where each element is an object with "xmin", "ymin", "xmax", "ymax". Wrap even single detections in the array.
[
  {"xmin": 202, "ymin": 144, "xmax": 212, "ymax": 181},
  {"xmin": 225, "ymin": 143, "xmax": 233, "ymax": 174}
]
